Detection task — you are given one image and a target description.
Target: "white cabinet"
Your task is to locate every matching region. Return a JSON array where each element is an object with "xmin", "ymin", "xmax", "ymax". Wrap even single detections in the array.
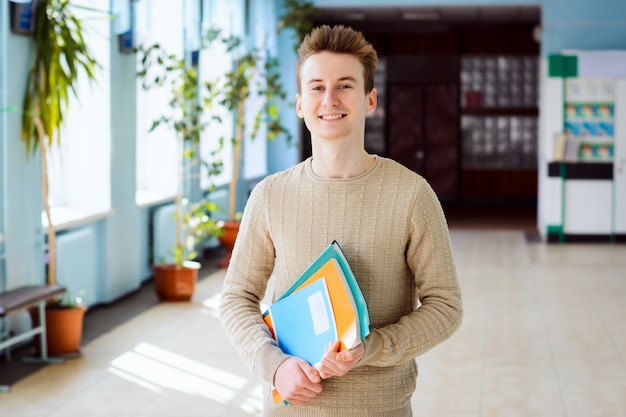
[
  {"xmin": 614, "ymin": 80, "xmax": 626, "ymax": 235},
  {"xmin": 564, "ymin": 180, "xmax": 612, "ymax": 234}
]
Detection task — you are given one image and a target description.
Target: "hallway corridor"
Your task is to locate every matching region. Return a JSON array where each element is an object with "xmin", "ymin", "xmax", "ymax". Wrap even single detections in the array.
[{"xmin": 1, "ymin": 230, "xmax": 625, "ymax": 417}]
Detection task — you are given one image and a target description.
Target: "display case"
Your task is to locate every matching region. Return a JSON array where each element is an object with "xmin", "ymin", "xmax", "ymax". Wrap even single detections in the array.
[{"xmin": 542, "ymin": 51, "xmax": 626, "ymax": 242}]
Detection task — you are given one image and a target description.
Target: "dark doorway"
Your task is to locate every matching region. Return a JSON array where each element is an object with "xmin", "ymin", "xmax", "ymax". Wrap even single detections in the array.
[
  {"xmin": 387, "ymin": 83, "xmax": 460, "ymax": 203},
  {"xmin": 386, "ymin": 55, "xmax": 460, "ymax": 203}
]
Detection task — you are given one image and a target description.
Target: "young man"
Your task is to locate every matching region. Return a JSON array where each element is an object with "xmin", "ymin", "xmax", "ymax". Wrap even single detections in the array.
[{"xmin": 219, "ymin": 25, "xmax": 462, "ymax": 416}]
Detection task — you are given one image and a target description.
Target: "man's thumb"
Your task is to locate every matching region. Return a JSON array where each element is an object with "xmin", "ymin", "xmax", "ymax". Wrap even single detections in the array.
[{"xmin": 302, "ymin": 362, "xmax": 321, "ymax": 383}]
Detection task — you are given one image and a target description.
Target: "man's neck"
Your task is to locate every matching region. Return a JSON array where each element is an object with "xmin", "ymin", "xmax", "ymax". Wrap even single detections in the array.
[{"xmin": 310, "ymin": 143, "xmax": 375, "ymax": 179}]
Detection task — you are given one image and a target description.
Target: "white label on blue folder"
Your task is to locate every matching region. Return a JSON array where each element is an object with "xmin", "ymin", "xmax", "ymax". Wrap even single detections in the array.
[{"xmin": 308, "ymin": 291, "xmax": 331, "ymax": 335}]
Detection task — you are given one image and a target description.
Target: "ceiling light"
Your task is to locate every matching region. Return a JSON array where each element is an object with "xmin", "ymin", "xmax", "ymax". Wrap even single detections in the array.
[
  {"xmin": 402, "ymin": 12, "xmax": 440, "ymax": 21},
  {"xmin": 345, "ymin": 12, "xmax": 366, "ymax": 20}
]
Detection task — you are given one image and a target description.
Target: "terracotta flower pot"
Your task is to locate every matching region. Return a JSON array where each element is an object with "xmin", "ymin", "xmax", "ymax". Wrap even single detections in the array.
[
  {"xmin": 153, "ymin": 261, "xmax": 199, "ymax": 302},
  {"xmin": 217, "ymin": 221, "xmax": 240, "ymax": 269},
  {"xmin": 45, "ymin": 306, "xmax": 87, "ymax": 356}
]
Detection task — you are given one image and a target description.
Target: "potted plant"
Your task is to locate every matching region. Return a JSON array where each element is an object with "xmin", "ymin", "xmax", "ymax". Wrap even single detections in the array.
[
  {"xmin": 151, "ymin": 198, "xmax": 222, "ymax": 302},
  {"xmin": 202, "ymin": 30, "xmax": 292, "ymax": 267},
  {"xmin": 44, "ymin": 291, "xmax": 87, "ymax": 356},
  {"xmin": 206, "ymin": 0, "xmax": 320, "ymax": 267},
  {"xmin": 137, "ymin": 43, "xmax": 223, "ymax": 301},
  {"xmin": 21, "ymin": 0, "xmax": 99, "ymax": 353}
]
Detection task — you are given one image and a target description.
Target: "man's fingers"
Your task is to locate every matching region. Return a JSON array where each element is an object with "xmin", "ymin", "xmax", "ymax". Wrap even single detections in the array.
[
  {"xmin": 337, "ymin": 341, "xmax": 364, "ymax": 362},
  {"xmin": 275, "ymin": 357, "xmax": 323, "ymax": 404},
  {"xmin": 304, "ymin": 365, "xmax": 322, "ymax": 384}
]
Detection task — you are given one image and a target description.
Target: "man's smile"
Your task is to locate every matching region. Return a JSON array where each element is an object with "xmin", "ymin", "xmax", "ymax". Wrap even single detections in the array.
[{"xmin": 319, "ymin": 113, "xmax": 346, "ymax": 120}]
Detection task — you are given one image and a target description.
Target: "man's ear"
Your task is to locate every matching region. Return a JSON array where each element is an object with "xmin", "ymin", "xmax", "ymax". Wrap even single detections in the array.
[
  {"xmin": 295, "ymin": 93, "xmax": 303, "ymax": 118},
  {"xmin": 366, "ymin": 88, "xmax": 377, "ymax": 114}
]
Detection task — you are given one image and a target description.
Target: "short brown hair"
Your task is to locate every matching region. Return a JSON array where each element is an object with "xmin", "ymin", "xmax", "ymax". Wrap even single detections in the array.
[{"xmin": 296, "ymin": 25, "xmax": 378, "ymax": 94}]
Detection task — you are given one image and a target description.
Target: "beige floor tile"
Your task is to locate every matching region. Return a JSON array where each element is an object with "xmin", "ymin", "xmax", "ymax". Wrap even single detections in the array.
[{"xmin": 2, "ymin": 231, "xmax": 626, "ymax": 417}]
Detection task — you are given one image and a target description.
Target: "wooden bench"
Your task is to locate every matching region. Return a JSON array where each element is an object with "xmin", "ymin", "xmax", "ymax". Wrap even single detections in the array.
[{"xmin": 0, "ymin": 284, "xmax": 66, "ymax": 392}]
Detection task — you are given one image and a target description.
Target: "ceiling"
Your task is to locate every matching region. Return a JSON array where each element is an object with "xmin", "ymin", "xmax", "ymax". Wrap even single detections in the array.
[{"xmin": 314, "ymin": 5, "xmax": 541, "ymax": 30}]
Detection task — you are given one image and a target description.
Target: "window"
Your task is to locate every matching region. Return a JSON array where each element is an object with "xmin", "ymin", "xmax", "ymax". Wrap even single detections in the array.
[
  {"xmin": 135, "ymin": 0, "xmax": 184, "ymax": 206},
  {"xmin": 242, "ymin": 0, "xmax": 274, "ymax": 180},
  {"xmin": 460, "ymin": 55, "xmax": 539, "ymax": 169},
  {"xmin": 199, "ymin": 0, "xmax": 269, "ymax": 191},
  {"xmin": 46, "ymin": 0, "xmax": 112, "ymax": 228},
  {"xmin": 199, "ymin": 0, "xmax": 237, "ymax": 191}
]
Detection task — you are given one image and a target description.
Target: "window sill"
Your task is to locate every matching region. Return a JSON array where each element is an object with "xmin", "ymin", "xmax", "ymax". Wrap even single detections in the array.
[
  {"xmin": 42, "ymin": 207, "xmax": 115, "ymax": 232},
  {"xmin": 136, "ymin": 190, "xmax": 175, "ymax": 209}
]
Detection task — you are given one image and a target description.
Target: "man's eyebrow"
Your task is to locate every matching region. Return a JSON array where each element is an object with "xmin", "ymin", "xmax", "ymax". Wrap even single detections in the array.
[{"xmin": 306, "ymin": 76, "xmax": 357, "ymax": 85}]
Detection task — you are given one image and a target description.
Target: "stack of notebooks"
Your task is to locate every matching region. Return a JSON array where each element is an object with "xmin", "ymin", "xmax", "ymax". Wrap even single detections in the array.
[{"xmin": 263, "ymin": 240, "xmax": 370, "ymax": 404}]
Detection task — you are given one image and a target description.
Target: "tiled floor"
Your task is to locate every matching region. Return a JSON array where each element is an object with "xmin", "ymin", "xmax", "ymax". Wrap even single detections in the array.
[{"xmin": 1, "ymin": 229, "xmax": 626, "ymax": 416}]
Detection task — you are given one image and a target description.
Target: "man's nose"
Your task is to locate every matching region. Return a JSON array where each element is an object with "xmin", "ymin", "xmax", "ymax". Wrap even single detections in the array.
[{"xmin": 322, "ymin": 89, "xmax": 339, "ymax": 107}]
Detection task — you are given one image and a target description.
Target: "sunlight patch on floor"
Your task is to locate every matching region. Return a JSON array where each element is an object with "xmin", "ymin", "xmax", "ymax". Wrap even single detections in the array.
[
  {"xmin": 239, "ymin": 383, "xmax": 264, "ymax": 415},
  {"xmin": 109, "ymin": 342, "xmax": 247, "ymax": 402},
  {"xmin": 202, "ymin": 293, "xmax": 221, "ymax": 318}
]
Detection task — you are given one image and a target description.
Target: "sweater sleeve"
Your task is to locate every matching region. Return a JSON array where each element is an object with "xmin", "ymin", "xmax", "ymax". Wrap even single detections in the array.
[
  {"xmin": 218, "ymin": 181, "xmax": 291, "ymax": 386},
  {"xmin": 360, "ymin": 181, "xmax": 463, "ymax": 367}
]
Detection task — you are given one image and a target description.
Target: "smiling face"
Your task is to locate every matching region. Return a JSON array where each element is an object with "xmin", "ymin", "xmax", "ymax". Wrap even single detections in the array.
[{"xmin": 296, "ymin": 52, "xmax": 377, "ymax": 143}]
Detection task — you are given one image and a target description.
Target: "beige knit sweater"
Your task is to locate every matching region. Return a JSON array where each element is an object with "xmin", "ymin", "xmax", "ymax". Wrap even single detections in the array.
[{"xmin": 219, "ymin": 156, "xmax": 462, "ymax": 417}]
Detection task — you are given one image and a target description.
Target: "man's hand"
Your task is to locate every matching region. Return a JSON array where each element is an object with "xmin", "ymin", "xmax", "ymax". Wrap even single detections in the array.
[
  {"xmin": 317, "ymin": 341, "xmax": 364, "ymax": 379},
  {"xmin": 274, "ymin": 356, "xmax": 323, "ymax": 404}
]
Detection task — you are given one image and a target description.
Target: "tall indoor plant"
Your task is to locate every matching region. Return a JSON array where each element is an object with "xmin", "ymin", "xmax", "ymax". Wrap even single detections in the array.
[
  {"xmin": 203, "ymin": 30, "xmax": 292, "ymax": 267},
  {"xmin": 138, "ymin": 43, "xmax": 223, "ymax": 301},
  {"xmin": 208, "ymin": 0, "xmax": 319, "ymax": 267},
  {"xmin": 21, "ymin": 0, "xmax": 100, "ymax": 354}
]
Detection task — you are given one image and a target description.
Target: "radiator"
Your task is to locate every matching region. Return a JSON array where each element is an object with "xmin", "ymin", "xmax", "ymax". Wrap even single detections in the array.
[
  {"xmin": 56, "ymin": 226, "xmax": 98, "ymax": 307},
  {"xmin": 152, "ymin": 204, "xmax": 176, "ymax": 265}
]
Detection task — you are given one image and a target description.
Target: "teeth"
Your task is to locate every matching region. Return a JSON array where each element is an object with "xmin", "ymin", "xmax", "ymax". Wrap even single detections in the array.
[{"xmin": 321, "ymin": 114, "xmax": 344, "ymax": 120}]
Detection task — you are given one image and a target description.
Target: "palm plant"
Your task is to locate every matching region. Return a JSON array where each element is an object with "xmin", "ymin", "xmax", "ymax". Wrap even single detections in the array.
[{"xmin": 21, "ymin": 0, "xmax": 99, "ymax": 285}]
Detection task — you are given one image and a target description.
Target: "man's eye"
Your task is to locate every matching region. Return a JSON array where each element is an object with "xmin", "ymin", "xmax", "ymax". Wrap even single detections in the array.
[
  {"xmin": 312, "ymin": 86, "xmax": 323, "ymax": 91},
  {"xmin": 339, "ymin": 84, "xmax": 352, "ymax": 89}
]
